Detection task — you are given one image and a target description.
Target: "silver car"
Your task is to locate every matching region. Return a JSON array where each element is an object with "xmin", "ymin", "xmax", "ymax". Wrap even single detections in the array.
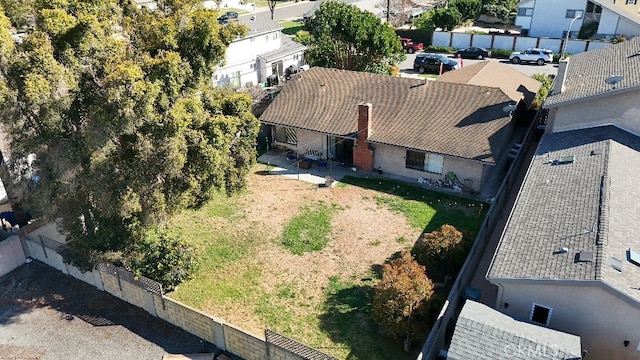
[{"xmin": 509, "ymin": 48, "xmax": 553, "ymax": 65}]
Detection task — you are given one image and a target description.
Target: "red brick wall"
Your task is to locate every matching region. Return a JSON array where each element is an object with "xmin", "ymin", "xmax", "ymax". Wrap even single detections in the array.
[{"xmin": 353, "ymin": 103, "xmax": 374, "ymax": 172}]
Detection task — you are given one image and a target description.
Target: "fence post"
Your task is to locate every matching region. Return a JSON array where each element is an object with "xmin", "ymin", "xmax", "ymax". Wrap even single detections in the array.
[
  {"xmin": 39, "ymin": 236, "xmax": 48, "ymax": 258},
  {"xmin": 116, "ymin": 268, "xmax": 123, "ymax": 291}
]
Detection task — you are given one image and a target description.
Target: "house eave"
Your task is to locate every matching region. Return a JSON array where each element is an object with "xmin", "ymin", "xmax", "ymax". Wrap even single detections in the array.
[{"xmin": 545, "ymin": 84, "xmax": 640, "ymax": 109}]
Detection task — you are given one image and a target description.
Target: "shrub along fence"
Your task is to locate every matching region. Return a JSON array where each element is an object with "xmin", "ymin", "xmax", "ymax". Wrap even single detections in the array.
[
  {"xmin": 16, "ymin": 234, "xmax": 337, "ymax": 360},
  {"xmin": 416, "ymin": 108, "xmax": 543, "ymax": 360}
]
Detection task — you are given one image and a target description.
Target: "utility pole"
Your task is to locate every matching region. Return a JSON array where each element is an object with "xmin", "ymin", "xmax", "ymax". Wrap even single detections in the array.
[{"xmin": 387, "ymin": 0, "xmax": 390, "ymax": 23}]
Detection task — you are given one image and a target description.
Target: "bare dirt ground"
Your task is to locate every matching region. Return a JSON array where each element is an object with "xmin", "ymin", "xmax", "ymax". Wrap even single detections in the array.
[
  {"xmin": 0, "ymin": 262, "xmax": 221, "ymax": 360},
  {"xmin": 179, "ymin": 168, "xmax": 425, "ymax": 339}
]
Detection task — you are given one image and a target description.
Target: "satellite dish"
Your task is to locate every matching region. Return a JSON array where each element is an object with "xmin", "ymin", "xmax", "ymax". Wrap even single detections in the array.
[
  {"xmin": 605, "ymin": 75, "xmax": 623, "ymax": 89},
  {"xmin": 502, "ymin": 104, "xmax": 518, "ymax": 113}
]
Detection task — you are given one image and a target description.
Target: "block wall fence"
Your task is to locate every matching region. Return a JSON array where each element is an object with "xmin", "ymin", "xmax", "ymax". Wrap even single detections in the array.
[{"xmin": 6, "ymin": 234, "xmax": 335, "ymax": 360}]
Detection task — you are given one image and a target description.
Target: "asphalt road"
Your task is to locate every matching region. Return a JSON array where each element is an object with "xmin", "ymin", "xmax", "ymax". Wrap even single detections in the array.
[
  {"xmin": 254, "ymin": 0, "xmax": 316, "ymax": 21},
  {"xmin": 398, "ymin": 53, "xmax": 558, "ymax": 78}
]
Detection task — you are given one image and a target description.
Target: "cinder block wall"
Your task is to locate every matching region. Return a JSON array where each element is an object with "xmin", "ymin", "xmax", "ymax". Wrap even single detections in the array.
[
  {"xmin": 18, "ymin": 228, "xmax": 322, "ymax": 360},
  {"xmin": 0, "ymin": 236, "xmax": 25, "ymax": 277},
  {"xmin": 223, "ymin": 324, "xmax": 268, "ymax": 360}
]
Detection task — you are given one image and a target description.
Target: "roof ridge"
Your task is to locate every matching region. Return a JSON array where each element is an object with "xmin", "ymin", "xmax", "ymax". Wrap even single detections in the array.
[{"xmin": 595, "ymin": 143, "xmax": 610, "ymax": 281}]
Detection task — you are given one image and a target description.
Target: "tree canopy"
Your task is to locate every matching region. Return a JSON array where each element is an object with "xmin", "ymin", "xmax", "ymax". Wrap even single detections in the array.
[
  {"xmin": 373, "ymin": 251, "xmax": 434, "ymax": 342},
  {"xmin": 0, "ymin": 0, "xmax": 258, "ymax": 270},
  {"xmin": 301, "ymin": 1, "xmax": 404, "ymax": 74}
]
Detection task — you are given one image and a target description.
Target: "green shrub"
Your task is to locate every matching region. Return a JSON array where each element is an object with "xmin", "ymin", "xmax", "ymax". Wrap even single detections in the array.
[
  {"xmin": 126, "ymin": 231, "xmax": 196, "ymax": 291},
  {"xmin": 531, "ymin": 73, "xmax": 554, "ymax": 110},
  {"xmin": 578, "ymin": 21, "xmax": 598, "ymax": 39},
  {"xmin": 424, "ymin": 45, "xmax": 455, "ymax": 53},
  {"xmin": 489, "ymin": 48, "xmax": 512, "ymax": 59}
]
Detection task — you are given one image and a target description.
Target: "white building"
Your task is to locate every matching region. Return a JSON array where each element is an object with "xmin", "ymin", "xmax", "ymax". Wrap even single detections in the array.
[
  {"xmin": 515, "ymin": 0, "xmax": 640, "ymax": 40},
  {"xmin": 214, "ymin": 13, "xmax": 306, "ymax": 88}
]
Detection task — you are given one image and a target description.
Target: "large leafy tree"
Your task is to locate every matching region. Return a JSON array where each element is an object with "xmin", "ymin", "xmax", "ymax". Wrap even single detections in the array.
[
  {"xmin": 450, "ymin": 0, "xmax": 482, "ymax": 21},
  {"xmin": 301, "ymin": 1, "xmax": 404, "ymax": 74},
  {"xmin": 373, "ymin": 251, "xmax": 434, "ymax": 344},
  {"xmin": 0, "ymin": 1, "xmax": 257, "ymax": 269}
]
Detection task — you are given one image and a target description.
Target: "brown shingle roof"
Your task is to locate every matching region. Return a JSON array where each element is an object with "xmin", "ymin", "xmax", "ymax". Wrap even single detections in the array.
[
  {"xmin": 260, "ymin": 67, "xmax": 516, "ymax": 164},
  {"xmin": 438, "ymin": 61, "xmax": 542, "ymax": 106}
]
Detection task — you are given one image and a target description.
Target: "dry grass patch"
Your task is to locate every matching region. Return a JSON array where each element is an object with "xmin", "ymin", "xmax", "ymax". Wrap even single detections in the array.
[{"xmin": 166, "ymin": 166, "xmax": 487, "ymax": 359}]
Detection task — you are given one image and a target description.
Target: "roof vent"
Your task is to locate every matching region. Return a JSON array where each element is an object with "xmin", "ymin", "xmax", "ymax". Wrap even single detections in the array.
[
  {"xmin": 628, "ymin": 249, "xmax": 640, "ymax": 267},
  {"xmin": 610, "ymin": 257, "xmax": 623, "ymax": 272},
  {"xmin": 555, "ymin": 155, "xmax": 575, "ymax": 165},
  {"xmin": 553, "ymin": 247, "xmax": 569, "ymax": 255},
  {"xmin": 575, "ymin": 251, "xmax": 594, "ymax": 263}
]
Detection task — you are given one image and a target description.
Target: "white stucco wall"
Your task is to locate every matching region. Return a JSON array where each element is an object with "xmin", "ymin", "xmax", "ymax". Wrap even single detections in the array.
[
  {"xmin": 494, "ymin": 280, "xmax": 640, "ymax": 359},
  {"xmin": 527, "ymin": 0, "xmax": 586, "ymax": 38},
  {"xmin": 215, "ymin": 30, "xmax": 293, "ymax": 87},
  {"xmin": 597, "ymin": 9, "xmax": 620, "ymax": 37},
  {"xmin": 548, "ymin": 90, "xmax": 640, "ymax": 136},
  {"xmin": 294, "ymin": 130, "xmax": 327, "ymax": 159},
  {"xmin": 615, "ymin": 16, "xmax": 640, "ymax": 38},
  {"xmin": 225, "ymin": 32, "xmax": 281, "ymax": 65}
]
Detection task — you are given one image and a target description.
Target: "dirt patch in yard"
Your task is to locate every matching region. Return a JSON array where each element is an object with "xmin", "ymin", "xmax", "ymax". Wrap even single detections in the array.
[{"xmin": 175, "ymin": 169, "xmax": 423, "ymax": 339}]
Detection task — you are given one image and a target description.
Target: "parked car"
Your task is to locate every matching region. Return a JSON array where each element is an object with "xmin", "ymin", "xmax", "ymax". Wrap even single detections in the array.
[
  {"xmin": 217, "ymin": 11, "xmax": 239, "ymax": 24},
  {"xmin": 400, "ymin": 37, "xmax": 424, "ymax": 54},
  {"xmin": 413, "ymin": 54, "xmax": 460, "ymax": 74},
  {"xmin": 454, "ymin": 47, "xmax": 491, "ymax": 60},
  {"xmin": 509, "ymin": 48, "xmax": 553, "ymax": 65}
]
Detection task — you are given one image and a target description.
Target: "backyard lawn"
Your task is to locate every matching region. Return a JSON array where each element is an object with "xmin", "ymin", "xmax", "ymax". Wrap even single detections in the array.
[
  {"xmin": 166, "ymin": 166, "xmax": 488, "ymax": 360},
  {"xmin": 277, "ymin": 20, "xmax": 305, "ymax": 36}
]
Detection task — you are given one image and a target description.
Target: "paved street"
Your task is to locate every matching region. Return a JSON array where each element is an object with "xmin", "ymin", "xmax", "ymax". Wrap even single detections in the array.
[
  {"xmin": 260, "ymin": 1, "xmax": 317, "ymax": 21},
  {"xmin": 399, "ymin": 53, "xmax": 559, "ymax": 78}
]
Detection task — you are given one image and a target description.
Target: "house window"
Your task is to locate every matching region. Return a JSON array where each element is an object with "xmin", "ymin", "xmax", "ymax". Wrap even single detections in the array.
[
  {"xmin": 405, "ymin": 150, "xmax": 444, "ymax": 174},
  {"xmin": 530, "ymin": 303, "xmax": 552, "ymax": 326},
  {"xmin": 250, "ymin": 63, "xmax": 255, "ymax": 70},
  {"xmin": 230, "ymin": 71, "xmax": 241, "ymax": 89},
  {"xmin": 517, "ymin": 8, "xmax": 533, "ymax": 16},
  {"xmin": 250, "ymin": 37, "xmax": 255, "ymax": 42},
  {"xmin": 274, "ymin": 126, "xmax": 297, "ymax": 145},
  {"xmin": 273, "ymin": 32, "xmax": 278, "ymax": 40},
  {"xmin": 566, "ymin": 9, "xmax": 584, "ymax": 18},
  {"xmin": 627, "ymin": 0, "xmax": 637, "ymax": 5}
]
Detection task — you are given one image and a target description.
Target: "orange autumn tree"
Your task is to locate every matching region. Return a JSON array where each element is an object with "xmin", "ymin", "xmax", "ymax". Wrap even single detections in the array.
[{"xmin": 373, "ymin": 251, "xmax": 434, "ymax": 345}]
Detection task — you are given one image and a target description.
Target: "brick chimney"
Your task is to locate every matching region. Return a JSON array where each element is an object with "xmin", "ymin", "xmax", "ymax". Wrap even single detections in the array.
[{"xmin": 353, "ymin": 102, "xmax": 374, "ymax": 172}]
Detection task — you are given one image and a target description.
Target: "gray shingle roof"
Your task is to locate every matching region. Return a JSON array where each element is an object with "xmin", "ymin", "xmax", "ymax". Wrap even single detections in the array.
[
  {"xmin": 438, "ymin": 61, "xmax": 542, "ymax": 106},
  {"xmin": 448, "ymin": 300, "xmax": 582, "ymax": 360},
  {"xmin": 260, "ymin": 67, "xmax": 517, "ymax": 164},
  {"xmin": 545, "ymin": 37, "xmax": 640, "ymax": 108},
  {"xmin": 259, "ymin": 36, "xmax": 306, "ymax": 62},
  {"xmin": 487, "ymin": 125, "xmax": 640, "ymax": 303},
  {"xmin": 237, "ymin": 13, "xmax": 282, "ymax": 38}
]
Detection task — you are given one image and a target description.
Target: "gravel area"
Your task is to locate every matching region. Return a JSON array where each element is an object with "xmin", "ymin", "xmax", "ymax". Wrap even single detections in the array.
[{"xmin": 0, "ymin": 262, "xmax": 220, "ymax": 360}]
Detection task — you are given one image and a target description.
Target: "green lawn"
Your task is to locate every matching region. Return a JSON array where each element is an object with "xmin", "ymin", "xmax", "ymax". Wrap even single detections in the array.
[
  {"xmin": 166, "ymin": 172, "xmax": 488, "ymax": 360},
  {"xmin": 277, "ymin": 19, "xmax": 305, "ymax": 36}
]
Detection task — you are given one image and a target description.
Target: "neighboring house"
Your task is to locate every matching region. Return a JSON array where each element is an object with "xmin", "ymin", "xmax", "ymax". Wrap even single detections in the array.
[
  {"xmin": 213, "ymin": 13, "xmax": 306, "ymax": 88},
  {"xmin": 447, "ymin": 300, "xmax": 582, "ymax": 360},
  {"xmin": 303, "ymin": 0, "xmax": 434, "ymax": 24},
  {"xmin": 487, "ymin": 39, "xmax": 640, "ymax": 359},
  {"xmin": 438, "ymin": 60, "xmax": 542, "ymax": 109},
  {"xmin": 259, "ymin": 66, "xmax": 539, "ymax": 193},
  {"xmin": 515, "ymin": 0, "xmax": 640, "ymax": 39}
]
